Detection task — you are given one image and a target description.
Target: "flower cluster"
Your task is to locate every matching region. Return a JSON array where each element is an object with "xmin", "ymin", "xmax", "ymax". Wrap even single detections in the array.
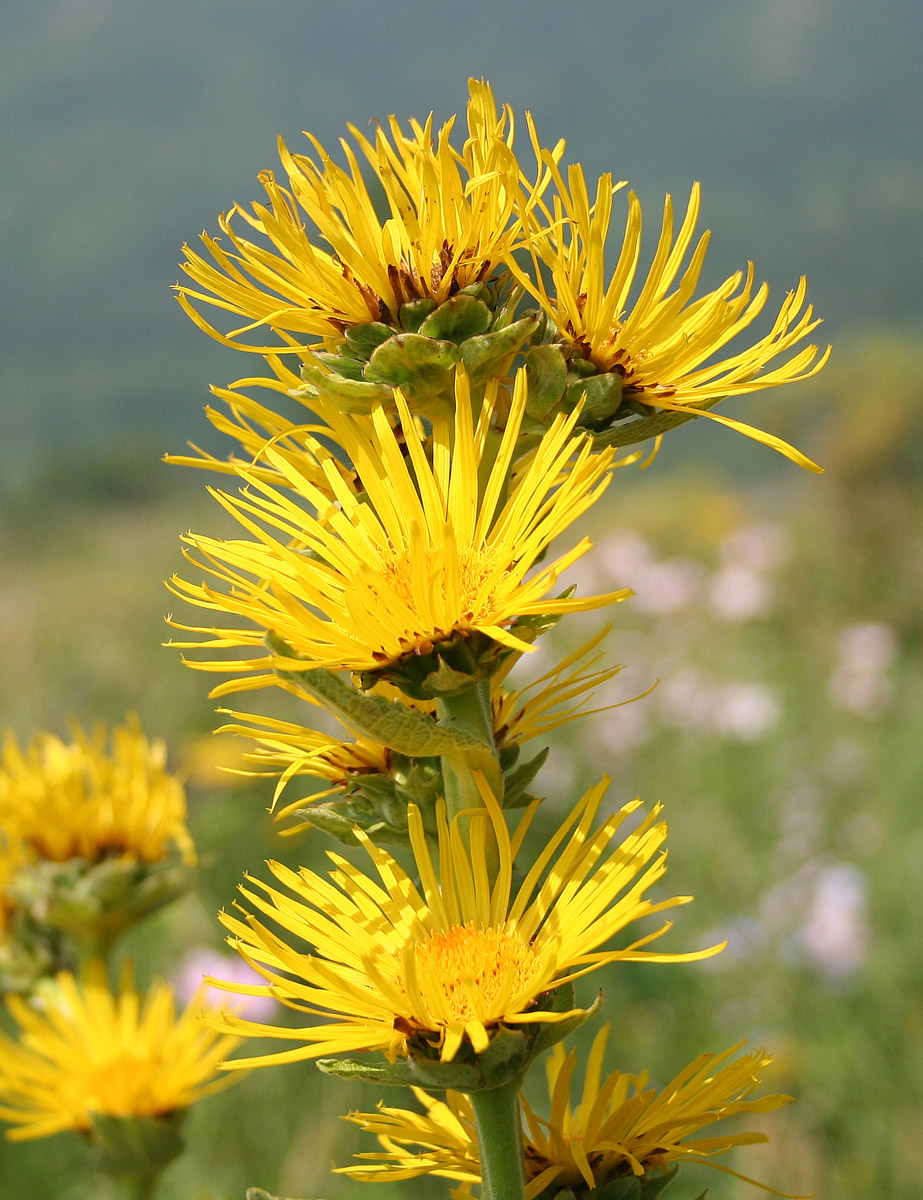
[{"xmin": 1, "ymin": 78, "xmax": 825, "ymax": 1200}]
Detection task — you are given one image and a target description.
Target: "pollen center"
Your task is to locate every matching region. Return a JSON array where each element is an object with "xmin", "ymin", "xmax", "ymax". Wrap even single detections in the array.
[
  {"xmin": 411, "ymin": 922, "xmax": 539, "ymax": 1023},
  {"xmin": 370, "ymin": 544, "xmax": 504, "ymax": 657}
]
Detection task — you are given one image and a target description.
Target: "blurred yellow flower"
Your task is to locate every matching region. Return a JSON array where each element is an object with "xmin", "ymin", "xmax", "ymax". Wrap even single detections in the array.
[
  {"xmin": 342, "ymin": 1026, "xmax": 791, "ymax": 1196},
  {"xmin": 0, "ymin": 830, "xmax": 28, "ymax": 932},
  {"xmin": 512, "ymin": 167, "xmax": 830, "ymax": 468},
  {"xmin": 0, "ymin": 963, "xmax": 241, "ymax": 1141},
  {"xmin": 0, "ymin": 716, "xmax": 195, "ymax": 867},
  {"xmin": 176, "ymin": 80, "xmax": 552, "ymax": 355},
  {"xmin": 169, "ymin": 368, "xmax": 627, "ymax": 690},
  {"xmin": 206, "ymin": 780, "xmax": 719, "ymax": 1070}
]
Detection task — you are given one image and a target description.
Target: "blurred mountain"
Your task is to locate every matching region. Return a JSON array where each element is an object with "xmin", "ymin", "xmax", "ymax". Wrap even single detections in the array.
[{"xmin": 1, "ymin": 0, "xmax": 920, "ymax": 486}]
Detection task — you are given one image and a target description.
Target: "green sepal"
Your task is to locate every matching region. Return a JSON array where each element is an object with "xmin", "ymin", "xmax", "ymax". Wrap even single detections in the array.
[
  {"xmin": 524, "ymin": 344, "xmax": 568, "ymax": 421},
  {"xmin": 528, "ymin": 985, "xmax": 601, "ymax": 1058},
  {"xmin": 591, "ymin": 407, "xmax": 702, "ymax": 449},
  {"xmin": 298, "ymin": 364, "xmax": 395, "ymax": 410},
  {"xmin": 363, "ymin": 332, "xmax": 459, "ymax": 397},
  {"xmin": 318, "ymin": 986, "xmax": 595, "ymax": 1095},
  {"xmin": 461, "ymin": 315, "xmax": 540, "ymax": 385},
  {"xmin": 344, "ymin": 321, "xmax": 394, "ymax": 357},
  {"xmin": 8, "ymin": 855, "xmax": 194, "ymax": 944},
  {"xmin": 597, "ymin": 1167, "xmax": 679, "ymax": 1200},
  {"xmin": 269, "ymin": 638, "xmax": 488, "ymax": 757},
  {"xmin": 502, "ymin": 746, "xmax": 549, "ymax": 808},
  {"xmin": 88, "ymin": 1112, "xmax": 184, "ymax": 1179},
  {"xmin": 309, "ymin": 352, "xmax": 366, "ymax": 381},
  {"xmin": 564, "ymin": 371, "xmax": 624, "ymax": 427},
  {"xmin": 417, "ymin": 294, "xmax": 492, "ymax": 344},
  {"xmin": 359, "ymin": 628, "xmax": 513, "ymax": 701},
  {"xmin": 398, "ymin": 297, "xmax": 438, "ymax": 332}
]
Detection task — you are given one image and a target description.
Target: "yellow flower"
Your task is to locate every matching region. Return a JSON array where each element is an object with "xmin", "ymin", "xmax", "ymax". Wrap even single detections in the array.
[
  {"xmin": 0, "ymin": 963, "xmax": 241, "ymax": 1141},
  {"xmin": 342, "ymin": 1026, "xmax": 792, "ymax": 1196},
  {"xmin": 206, "ymin": 779, "xmax": 719, "ymax": 1070},
  {"xmin": 168, "ymin": 367, "xmax": 628, "ymax": 690},
  {"xmin": 176, "ymin": 80, "xmax": 551, "ymax": 356},
  {"xmin": 511, "ymin": 166, "xmax": 830, "ymax": 468},
  {"xmin": 0, "ymin": 830, "xmax": 28, "ymax": 932},
  {"xmin": 0, "ymin": 716, "xmax": 195, "ymax": 867}
]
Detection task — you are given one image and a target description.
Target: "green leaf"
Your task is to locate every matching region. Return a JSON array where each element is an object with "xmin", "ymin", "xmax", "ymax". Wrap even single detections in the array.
[
  {"xmin": 317, "ymin": 1056, "xmax": 418, "ymax": 1087},
  {"xmin": 598, "ymin": 1179, "xmax": 642, "ymax": 1200},
  {"xmin": 271, "ymin": 647, "xmax": 490, "ymax": 757},
  {"xmin": 591, "ymin": 408, "xmax": 702, "ymax": 448},
  {"xmin": 502, "ymin": 746, "xmax": 549, "ymax": 807},
  {"xmin": 637, "ymin": 1167, "xmax": 680, "ymax": 1200}
]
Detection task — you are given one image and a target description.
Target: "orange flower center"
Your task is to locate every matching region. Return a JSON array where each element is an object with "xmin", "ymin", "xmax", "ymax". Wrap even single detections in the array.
[{"xmin": 411, "ymin": 922, "xmax": 539, "ymax": 1023}]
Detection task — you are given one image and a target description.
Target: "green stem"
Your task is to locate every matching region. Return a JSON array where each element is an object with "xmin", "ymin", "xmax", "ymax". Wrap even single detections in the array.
[
  {"xmin": 436, "ymin": 679, "xmax": 503, "ymax": 823},
  {"xmin": 468, "ymin": 1074, "xmax": 528, "ymax": 1200},
  {"xmin": 437, "ymin": 680, "xmax": 505, "ymax": 878},
  {"xmin": 116, "ymin": 1170, "xmax": 162, "ymax": 1200}
]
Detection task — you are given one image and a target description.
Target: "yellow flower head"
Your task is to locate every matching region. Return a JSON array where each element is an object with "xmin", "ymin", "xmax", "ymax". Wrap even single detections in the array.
[
  {"xmin": 206, "ymin": 780, "xmax": 719, "ymax": 1070},
  {"xmin": 342, "ymin": 1026, "xmax": 792, "ymax": 1197},
  {"xmin": 176, "ymin": 80, "xmax": 551, "ymax": 355},
  {"xmin": 512, "ymin": 166, "xmax": 830, "ymax": 469},
  {"xmin": 0, "ymin": 716, "xmax": 195, "ymax": 867},
  {"xmin": 0, "ymin": 963, "xmax": 241, "ymax": 1141},
  {"xmin": 168, "ymin": 368, "xmax": 628, "ymax": 690}
]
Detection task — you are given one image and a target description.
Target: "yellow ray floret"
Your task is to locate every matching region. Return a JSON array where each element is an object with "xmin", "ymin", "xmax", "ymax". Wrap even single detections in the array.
[
  {"xmin": 0, "ymin": 716, "xmax": 195, "ymax": 867},
  {"xmin": 168, "ymin": 368, "xmax": 628, "ymax": 688},
  {"xmin": 0, "ymin": 963, "xmax": 241, "ymax": 1141},
  {"xmin": 342, "ymin": 1026, "xmax": 792, "ymax": 1196},
  {"xmin": 511, "ymin": 165, "xmax": 830, "ymax": 468},
  {"xmin": 176, "ymin": 80, "xmax": 555, "ymax": 355},
  {"xmin": 205, "ymin": 779, "xmax": 720, "ymax": 1070}
]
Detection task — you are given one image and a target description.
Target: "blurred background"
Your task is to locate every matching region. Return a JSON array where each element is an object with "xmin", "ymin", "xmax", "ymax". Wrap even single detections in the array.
[{"xmin": 1, "ymin": 1, "xmax": 921, "ymax": 1197}]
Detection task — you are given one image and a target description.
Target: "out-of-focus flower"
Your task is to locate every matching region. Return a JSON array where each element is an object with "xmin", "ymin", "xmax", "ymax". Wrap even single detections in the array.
[
  {"xmin": 0, "ymin": 963, "xmax": 241, "ymax": 1141},
  {"xmin": 799, "ymin": 863, "xmax": 868, "ymax": 980},
  {"xmin": 709, "ymin": 564, "xmax": 772, "ymax": 622},
  {"xmin": 630, "ymin": 558, "xmax": 704, "ymax": 616},
  {"xmin": 169, "ymin": 370, "xmax": 627, "ymax": 691},
  {"xmin": 0, "ymin": 716, "xmax": 195, "ymax": 867},
  {"xmin": 711, "ymin": 683, "xmax": 780, "ymax": 741},
  {"xmin": 206, "ymin": 782, "xmax": 718, "ymax": 1071},
  {"xmin": 173, "ymin": 946, "xmax": 279, "ymax": 1021},
  {"xmin": 341, "ymin": 1025, "xmax": 791, "ymax": 1195},
  {"xmin": 828, "ymin": 623, "xmax": 897, "ymax": 717}
]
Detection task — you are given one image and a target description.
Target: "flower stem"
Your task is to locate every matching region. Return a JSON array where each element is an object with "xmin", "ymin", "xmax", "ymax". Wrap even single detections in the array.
[
  {"xmin": 468, "ymin": 1074, "xmax": 527, "ymax": 1200},
  {"xmin": 436, "ymin": 680, "xmax": 504, "ymax": 823}
]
